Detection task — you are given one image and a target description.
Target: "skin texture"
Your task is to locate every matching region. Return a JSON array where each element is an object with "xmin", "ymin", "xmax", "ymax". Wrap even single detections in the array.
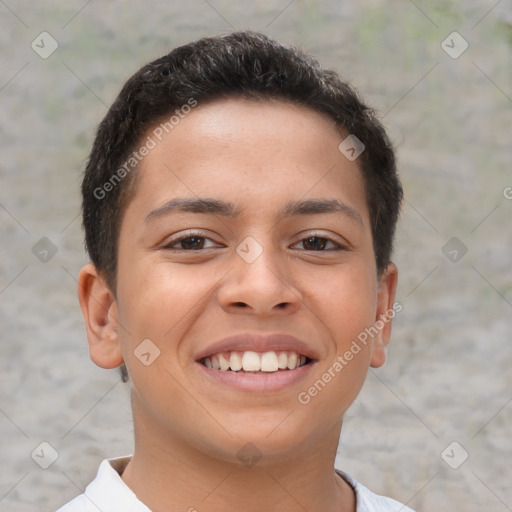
[{"xmin": 78, "ymin": 98, "xmax": 398, "ymax": 512}]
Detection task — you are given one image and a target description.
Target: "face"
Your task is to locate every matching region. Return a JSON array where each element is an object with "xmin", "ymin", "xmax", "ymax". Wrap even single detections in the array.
[{"xmin": 80, "ymin": 98, "xmax": 397, "ymax": 465}]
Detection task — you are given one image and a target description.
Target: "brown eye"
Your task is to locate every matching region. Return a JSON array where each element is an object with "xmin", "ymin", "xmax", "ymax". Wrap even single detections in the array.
[
  {"xmin": 293, "ymin": 235, "xmax": 344, "ymax": 251},
  {"xmin": 302, "ymin": 236, "xmax": 328, "ymax": 250},
  {"xmin": 164, "ymin": 234, "xmax": 221, "ymax": 251},
  {"xmin": 179, "ymin": 236, "xmax": 206, "ymax": 250}
]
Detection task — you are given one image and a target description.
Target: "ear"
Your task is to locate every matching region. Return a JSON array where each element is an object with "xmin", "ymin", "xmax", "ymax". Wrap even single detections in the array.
[
  {"xmin": 370, "ymin": 263, "xmax": 399, "ymax": 369},
  {"xmin": 77, "ymin": 264, "xmax": 124, "ymax": 369}
]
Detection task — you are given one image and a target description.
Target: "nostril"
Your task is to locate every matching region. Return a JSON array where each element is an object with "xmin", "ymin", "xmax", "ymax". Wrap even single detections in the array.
[{"xmin": 233, "ymin": 302, "xmax": 248, "ymax": 307}]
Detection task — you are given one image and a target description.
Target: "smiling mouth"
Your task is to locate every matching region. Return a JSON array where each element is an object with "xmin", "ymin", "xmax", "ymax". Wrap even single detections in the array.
[{"xmin": 199, "ymin": 350, "xmax": 312, "ymax": 373}]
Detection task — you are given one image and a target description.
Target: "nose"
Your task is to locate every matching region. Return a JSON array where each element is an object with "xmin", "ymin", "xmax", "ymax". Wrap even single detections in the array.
[{"xmin": 217, "ymin": 240, "xmax": 302, "ymax": 317}]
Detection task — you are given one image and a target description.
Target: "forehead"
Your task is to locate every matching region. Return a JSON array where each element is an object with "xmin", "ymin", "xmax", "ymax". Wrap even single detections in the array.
[
  {"xmin": 159, "ymin": 97, "xmax": 341, "ymax": 158},
  {"xmin": 127, "ymin": 97, "xmax": 369, "ymax": 223}
]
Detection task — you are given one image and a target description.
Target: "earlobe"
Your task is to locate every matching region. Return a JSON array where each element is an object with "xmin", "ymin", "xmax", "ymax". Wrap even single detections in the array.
[
  {"xmin": 77, "ymin": 264, "xmax": 124, "ymax": 369},
  {"xmin": 370, "ymin": 263, "xmax": 398, "ymax": 369}
]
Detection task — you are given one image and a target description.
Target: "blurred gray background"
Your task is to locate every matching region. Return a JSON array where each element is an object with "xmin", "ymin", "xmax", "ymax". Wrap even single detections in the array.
[{"xmin": 1, "ymin": 1, "xmax": 511, "ymax": 511}]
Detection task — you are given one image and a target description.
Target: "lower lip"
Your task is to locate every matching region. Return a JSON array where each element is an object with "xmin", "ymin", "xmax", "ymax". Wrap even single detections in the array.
[{"xmin": 196, "ymin": 362, "xmax": 316, "ymax": 393}]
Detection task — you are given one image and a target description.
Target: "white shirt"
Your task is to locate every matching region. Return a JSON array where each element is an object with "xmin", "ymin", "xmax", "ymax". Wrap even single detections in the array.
[{"xmin": 56, "ymin": 457, "xmax": 415, "ymax": 512}]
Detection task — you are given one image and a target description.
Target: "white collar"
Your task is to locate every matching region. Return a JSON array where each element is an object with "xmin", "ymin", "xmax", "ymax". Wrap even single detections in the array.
[
  {"xmin": 73, "ymin": 457, "xmax": 413, "ymax": 512},
  {"xmin": 82, "ymin": 456, "xmax": 151, "ymax": 512}
]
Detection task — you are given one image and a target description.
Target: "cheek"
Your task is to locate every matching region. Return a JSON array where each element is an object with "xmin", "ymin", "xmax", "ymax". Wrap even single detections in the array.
[
  {"xmin": 306, "ymin": 261, "xmax": 377, "ymax": 343},
  {"xmin": 114, "ymin": 262, "xmax": 205, "ymax": 417},
  {"xmin": 116, "ymin": 257, "xmax": 211, "ymax": 337},
  {"xmin": 113, "ymin": 263, "xmax": 207, "ymax": 397},
  {"xmin": 313, "ymin": 266, "xmax": 377, "ymax": 411}
]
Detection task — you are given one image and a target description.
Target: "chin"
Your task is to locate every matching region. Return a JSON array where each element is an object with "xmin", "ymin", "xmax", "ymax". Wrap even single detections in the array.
[{"xmin": 195, "ymin": 416, "xmax": 326, "ymax": 467}]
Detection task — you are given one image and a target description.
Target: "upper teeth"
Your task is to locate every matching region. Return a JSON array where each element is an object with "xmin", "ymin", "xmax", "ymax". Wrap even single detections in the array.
[{"xmin": 202, "ymin": 351, "xmax": 307, "ymax": 372}]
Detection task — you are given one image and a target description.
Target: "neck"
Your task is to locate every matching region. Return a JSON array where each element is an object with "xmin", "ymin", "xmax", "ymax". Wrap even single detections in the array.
[{"xmin": 121, "ymin": 406, "xmax": 355, "ymax": 512}]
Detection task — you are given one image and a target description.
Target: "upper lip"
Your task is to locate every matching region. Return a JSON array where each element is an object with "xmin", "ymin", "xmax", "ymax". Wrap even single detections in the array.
[{"xmin": 195, "ymin": 332, "xmax": 320, "ymax": 361}]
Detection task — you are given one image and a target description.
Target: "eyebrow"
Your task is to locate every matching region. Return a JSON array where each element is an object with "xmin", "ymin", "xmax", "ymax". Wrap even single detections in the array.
[
  {"xmin": 145, "ymin": 198, "xmax": 241, "ymax": 223},
  {"xmin": 144, "ymin": 197, "xmax": 363, "ymax": 226},
  {"xmin": 283, "ymin": 199, "xmax": 363, "ymax": 226}
]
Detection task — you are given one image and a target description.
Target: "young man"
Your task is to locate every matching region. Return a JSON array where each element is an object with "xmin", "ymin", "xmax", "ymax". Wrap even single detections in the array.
[{"xmin": 58, "ymin": 31, "xmax": 411, "ymax": 512}]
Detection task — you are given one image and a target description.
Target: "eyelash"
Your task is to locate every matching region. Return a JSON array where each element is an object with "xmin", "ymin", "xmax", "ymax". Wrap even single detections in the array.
[
  {"xmin": 295, "ymin": 236, "xmax": 345, "ymax": 251},
  {"xmin": 163, "ymin": 232, "xmax": 221, "ymax": 251},
  {"xmin": 162, "ymin": 231, "xmax": 347, "ymax": 252}
]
